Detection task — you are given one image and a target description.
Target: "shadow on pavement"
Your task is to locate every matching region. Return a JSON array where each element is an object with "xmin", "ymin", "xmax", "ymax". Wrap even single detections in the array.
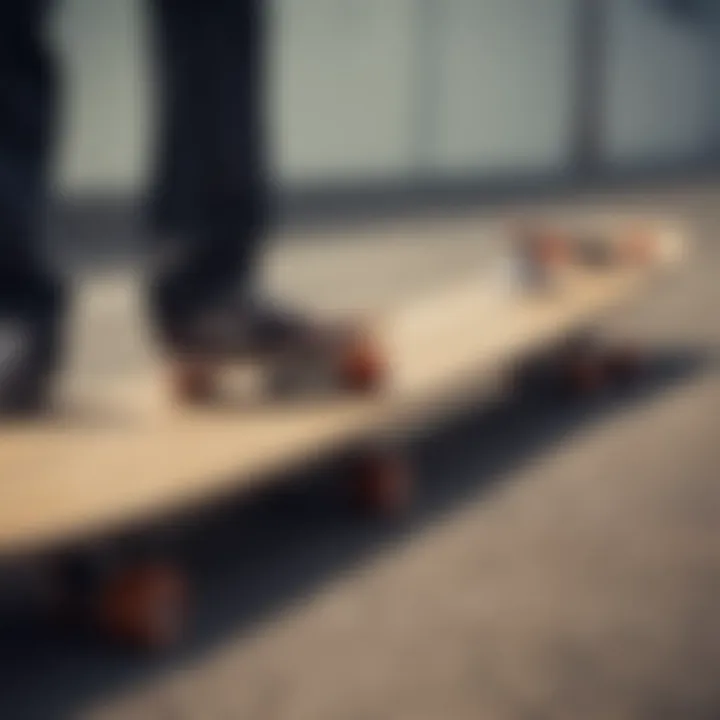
[{"xmin": 0, "ymin": 344, "xmax": 716, "ymax": 719}]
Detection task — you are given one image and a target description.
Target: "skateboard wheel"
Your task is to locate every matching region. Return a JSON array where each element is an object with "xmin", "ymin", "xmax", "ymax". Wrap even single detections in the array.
[
  {"xmin": 519, "ymin": 225, "xmax": 572, "ymax": 268},
  {"xmin": 350, "ymin": 451, "xmax": 412, "ymax": 517},
  {"xmin": 513, "ymin": 224, "xmax": 575, "ymax": 294},
  {"xmin": 96, "ymin": 563, "xmax": 189, "ymax": 651},
  {"xmin": 620, "ymin": 226, "xmax": 656, "ymax": 266},
  {"xmin": 560, "ymin": 354, "xmax": 607, "ymax": 397},
  {"xmin": 338, "ymin": 332, "xmax": 386, "ymax": 393},
  {"xmin": 605, "ymin": 345, "xmax": 644, "ymax": 383},
  {"xmin": 171, "ymin": 361, "xmax": 216, "ymax": 404}
]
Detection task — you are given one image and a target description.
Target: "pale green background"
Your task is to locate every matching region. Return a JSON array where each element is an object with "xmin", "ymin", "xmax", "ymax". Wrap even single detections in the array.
[{"xmin": 49, "ymin": 0, "xmax": 718, "ymax": 196}]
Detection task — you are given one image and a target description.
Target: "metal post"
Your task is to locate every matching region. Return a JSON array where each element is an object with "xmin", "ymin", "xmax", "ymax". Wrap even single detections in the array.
[
  {"xmin": 411, "ymin": 0, "xmax": 441, "ymax": 179},
  {"xmin": 573, "ymin": 0, "xmax": 606, "ymax": 177}
]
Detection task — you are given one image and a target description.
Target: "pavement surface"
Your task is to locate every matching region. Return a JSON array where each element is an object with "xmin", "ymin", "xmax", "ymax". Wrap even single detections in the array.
[{"xmin": 1, "ymin": 183, "xmax": 719, "ymax": 720}]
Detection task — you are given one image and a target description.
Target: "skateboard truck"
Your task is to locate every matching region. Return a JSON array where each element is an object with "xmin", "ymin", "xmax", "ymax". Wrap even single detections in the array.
[
  {"xmin": 554, "ymin": 335, "xmax": 646, "ymax": 398},
  {"xmin": 512, "ymin": 217, "xmax": 672, "ymax": 278}
]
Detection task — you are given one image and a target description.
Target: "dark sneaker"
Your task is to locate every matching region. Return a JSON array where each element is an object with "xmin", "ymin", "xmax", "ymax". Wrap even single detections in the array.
[
  {"xmin": 161, "ymin": 295, "xmax": 328, "ymax": 360},
  {"xmin": 0, "ymin": 320, "xmax": 50, "ymax": 416},
  {"xmin": 0, "ymin": 286, "xmax": 65, "ymax": 418},
  {"xmin": 156, "ymin": 293, "xmax": 384, "ymax": 402}
]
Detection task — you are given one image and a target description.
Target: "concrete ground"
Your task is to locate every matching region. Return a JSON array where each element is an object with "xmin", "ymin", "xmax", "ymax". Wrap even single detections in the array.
[{"xmin": 1, "ymin": 183, "xmax": 719, "ymax": 719}]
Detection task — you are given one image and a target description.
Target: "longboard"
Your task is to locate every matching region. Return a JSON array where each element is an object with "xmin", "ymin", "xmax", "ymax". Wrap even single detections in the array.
[{"xmin": 0, "ymin": 214, "xmax": 687, "ymax": 650}]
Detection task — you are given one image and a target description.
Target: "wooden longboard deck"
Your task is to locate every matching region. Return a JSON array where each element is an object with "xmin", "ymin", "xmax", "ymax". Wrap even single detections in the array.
[{"xmin": 0, "ymin": 228, "xmax": 685, "ymax": 558}]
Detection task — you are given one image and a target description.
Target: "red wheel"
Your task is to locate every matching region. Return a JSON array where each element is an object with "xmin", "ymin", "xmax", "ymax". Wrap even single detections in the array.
[
  {"xmin": 96, "ymin": 563, "xmax": 189, "ymax": 651},
  {"xmin": 520, "ymin": 225, "xmax": 572, "ymax": 268},
  {"xmin": 620, "ymin": 226, "xmax": 656, "ymax": 266},
  {"xmin": 338, "ymin": 331, "xmax": 386, "ymax": 393},
  {"xmin": 350, "ymin": 451, "xmax": 413, "ymax": 517},
  {"xmin": 171, "ymin": 361, "xmax": 216, "ymax": 404}
]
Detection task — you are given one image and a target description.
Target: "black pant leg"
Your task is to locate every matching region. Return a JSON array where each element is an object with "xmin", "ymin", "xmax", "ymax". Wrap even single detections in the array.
[
  {"xmin": 0, "ymin": 0, "xmax": 62, "ymax": 314},
  {"xmin": 147, "ymin": 0, "xmax": 269, "ymax": 332},
  {"xmin": 200, "ymin": 0, "xmax": 269, "ymax": 280},
  {"xmin": 146, "ymin": 0, "xmax": 213, "ymax": 243}
]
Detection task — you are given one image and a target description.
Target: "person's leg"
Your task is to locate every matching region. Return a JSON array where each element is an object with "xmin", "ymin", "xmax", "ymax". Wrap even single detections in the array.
[
  {"xmin": 0, "ymin": 0, "xmax": 65, "ymax": 413},
  {"xmin": 145, "ymin": 0, "xmax": 212, "ymax": 250},
  {"xmin": 147, "ymin": 0, "xmax": 330, "ymax": 364},
  {"xmin": 199, "ymin": 0, "xmax": 269, "ymax": 289},
  {"xmin": 146, "ymin": 0, "xmax": 270, "ymax": 341}
]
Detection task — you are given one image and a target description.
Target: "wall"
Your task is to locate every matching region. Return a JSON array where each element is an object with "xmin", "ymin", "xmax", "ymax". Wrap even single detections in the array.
[
  {"xmin": 52, "ymin": 0, "xmax": 151, "ymax": 196},
  {"xmin": 49, "ymin": 0, "xmax": 717, "ymax": 197},
  {"xmin": 274, "ymin": 0, "xmax": 576, "ymax": 183},
  {"xmin": 425, "ymin": 0, "xmax": 575, "ymax": 177},
  {"xmin": 602, "ymin": 0, "xmax": 716, "ymax": 167},
  {"xmin": 271, "ymin": 0, "xmax": 417, "ymax": 184}
]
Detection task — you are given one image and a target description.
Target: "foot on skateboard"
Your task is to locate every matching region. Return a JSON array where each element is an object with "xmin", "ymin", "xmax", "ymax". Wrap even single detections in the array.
[
  {"xmin": 163, "ymin": 297, "xmax": 387, "ymax": 404},
  {"xmin": 0, "ymin": 287, "xmax": 66, "ymax": 419}
]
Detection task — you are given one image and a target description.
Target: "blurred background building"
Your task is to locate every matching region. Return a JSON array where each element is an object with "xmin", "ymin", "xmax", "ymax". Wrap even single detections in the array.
[{"xmin": 50, "ymin": 0, "xmax": 720, "ymax": 224}]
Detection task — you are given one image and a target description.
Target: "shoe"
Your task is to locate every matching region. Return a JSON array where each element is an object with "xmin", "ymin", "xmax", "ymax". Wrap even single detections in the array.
[
  {"xmin": 160, "ymin": 294, "xmax": 331, "ymax": 360},
  {"xmin": 0, "ymin": 319, "xmax": 52, "ymax": 417},
  {"xmin": 0, "ymin": 284, "xmax": 65, "ymax": 419},
  {"xmin": 155, "ymin": 294, "xmax": 383, "ymax": 403}
]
